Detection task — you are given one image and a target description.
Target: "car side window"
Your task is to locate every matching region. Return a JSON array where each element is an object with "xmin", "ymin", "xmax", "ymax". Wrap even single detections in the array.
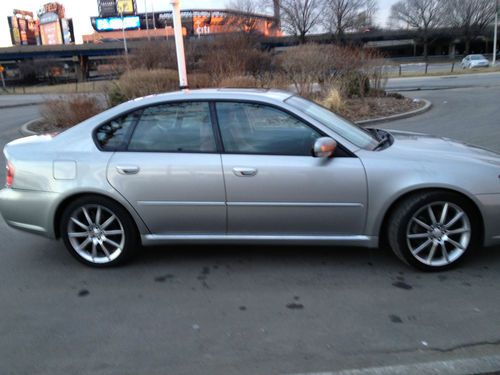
[
  {"xmin": 216, "ymin": 102, "xmax": 321, "ymax": 156},
  {"xmin": 128, "ymin": 102, "xmax": 217, "ymax": 153},
  {"xmin": 95, "ymin": 111, "xmax": 140, "ymax": 151}
]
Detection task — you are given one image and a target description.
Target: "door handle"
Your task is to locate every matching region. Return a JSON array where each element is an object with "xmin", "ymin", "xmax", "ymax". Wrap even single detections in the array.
[
  {"xmin": 233, "ymin": 167, "xmax": 257, "ymax": 177},
  {"xmin": 116, "ymin": 165, "xmax": 140, "ymax": 175}
]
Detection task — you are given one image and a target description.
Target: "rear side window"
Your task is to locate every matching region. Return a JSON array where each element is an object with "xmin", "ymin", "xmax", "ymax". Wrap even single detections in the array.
[
  {"xmin": 95, "ymin": 111, "xmax": 140, "ymax": 150},
  {"xmin": 128, "ymin": 102, "xmax": 216, "ymax": 153}
]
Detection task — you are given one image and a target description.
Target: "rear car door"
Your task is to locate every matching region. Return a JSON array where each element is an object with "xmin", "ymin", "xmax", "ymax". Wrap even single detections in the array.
[
  {"xmin": 101, "ymin": 101, "xmax": 226, "ymax": 235},
  {"xmin": 215, "ymin": 101, "xmax": 367, "ymax": 236}
]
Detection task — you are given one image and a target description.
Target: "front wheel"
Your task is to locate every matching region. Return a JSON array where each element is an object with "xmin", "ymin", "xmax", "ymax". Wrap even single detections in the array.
[
  {"xmin": 60, "ymin": 195, "xmax": 139, "ymax": 267},
  {"xmin": 388, "ymin": 192, "xmax": 478, "ymax": 271}
]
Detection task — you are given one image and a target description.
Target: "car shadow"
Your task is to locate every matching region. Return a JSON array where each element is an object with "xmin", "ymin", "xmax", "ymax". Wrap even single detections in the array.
[{"xmin": 133, "ymin": 243, "xmax": 500, "ymax": 272}]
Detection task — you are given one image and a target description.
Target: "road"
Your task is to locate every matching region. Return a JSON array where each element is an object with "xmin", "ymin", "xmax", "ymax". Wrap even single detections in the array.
[{"xmin": 1, "ymin": 78, "xmax": 500, "ymax": 375}]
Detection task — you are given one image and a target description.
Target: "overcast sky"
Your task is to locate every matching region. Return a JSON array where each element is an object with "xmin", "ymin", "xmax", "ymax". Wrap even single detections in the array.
[{"xmin": 0, "ymin": 0, "xmax": 398, "ymax": 47}]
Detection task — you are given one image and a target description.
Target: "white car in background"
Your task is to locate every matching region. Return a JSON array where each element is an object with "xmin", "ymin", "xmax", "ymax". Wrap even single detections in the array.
[{"xmin": 461, "ymin": 54, "xmax": 490, "ymax": 69}]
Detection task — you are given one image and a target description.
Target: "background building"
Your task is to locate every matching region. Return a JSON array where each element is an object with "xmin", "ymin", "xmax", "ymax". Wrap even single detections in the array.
[{"xmin": 83, "ymin": 0, "xmax": 281, "ymax": 43}]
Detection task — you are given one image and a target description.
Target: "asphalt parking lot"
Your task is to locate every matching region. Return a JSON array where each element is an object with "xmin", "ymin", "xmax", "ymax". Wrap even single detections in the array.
[{"xmin": 1, "ymin": 74, "xmax": 500, "ymax": 375}]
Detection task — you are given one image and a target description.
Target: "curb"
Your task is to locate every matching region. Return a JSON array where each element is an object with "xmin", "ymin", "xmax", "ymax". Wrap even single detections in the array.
[
  {"xmin": 356, "ymin": 99, "xmax": 432, "ymax": 126},
  {"xmin": 20, "ymin": 118, "xmax": 43, "ymax": 137},
  {"xmin": 0, "ymin": 102, "xmax": 40, "ymax": 110}
]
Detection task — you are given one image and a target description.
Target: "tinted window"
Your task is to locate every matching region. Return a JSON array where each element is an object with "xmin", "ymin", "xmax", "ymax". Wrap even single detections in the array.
[
  {"xmin": 216, "ymin": 102, "xmax": 321, "ymax": 156},
  {"xmin": 128, "ymin": 102, "xmax": 216, "ymax": 152},
  {"xmin": 96, "ymin": 111, "xmax": 139, "ymax": 150}
]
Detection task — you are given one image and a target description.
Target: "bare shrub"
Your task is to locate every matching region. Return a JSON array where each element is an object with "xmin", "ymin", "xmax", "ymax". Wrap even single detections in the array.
[
  {"xmin": 199, "ymin": 34, "xmax": 274, "ymax": 86},
  {"xmin": 277, "ymin": 44, "xmax": 329, "ymax": 98},
  {"xmin": 189, "ymin": 73, "xmax": 212, "ymax": 89},
  {"xmin": 107, "ymin": 69, "xmax": 179, "ymax": 106},
  {"xmin": 219, "ymin": 76, "xmax": 260, "ymax": 88},
  {"xmin": 320, "ymin": 88, "xmax": 344, "ymax": 112},
  {"xmin": 277, "ymin": 43, "xmax": 388, "ymax": 99},
  {"xmin": 41, "ymin": 95, "xmax": 106, "ymax": 128},
  {"xmin": 130, "ymin": 41, "xmax": 177, "ymax": 70}
]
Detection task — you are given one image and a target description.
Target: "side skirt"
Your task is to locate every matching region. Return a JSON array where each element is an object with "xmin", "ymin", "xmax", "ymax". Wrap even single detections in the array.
[{"xmin": 141, "ymin": 234, "xmax": 379, "ymax": 248}]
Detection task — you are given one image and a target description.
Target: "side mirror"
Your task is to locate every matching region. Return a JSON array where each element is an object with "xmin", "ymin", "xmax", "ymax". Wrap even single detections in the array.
[{"xmin": 313, "ymin": 137, "xmax": 337, "ymax": 158}]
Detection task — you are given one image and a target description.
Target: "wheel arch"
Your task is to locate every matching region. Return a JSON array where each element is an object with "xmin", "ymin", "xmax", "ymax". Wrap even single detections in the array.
[
  {"xmin": 53, "ymin": 191, "xmax": 147, "ymax": 239},
  {"xmin": 378, "ymin": 187, "xmax": 484, "ymax": 247}
]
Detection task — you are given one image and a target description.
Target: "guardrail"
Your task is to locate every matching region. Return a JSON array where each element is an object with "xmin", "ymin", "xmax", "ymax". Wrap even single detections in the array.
[{"xmin": 385, "ymin": 61, "xmax": 500, "ymax": 76}]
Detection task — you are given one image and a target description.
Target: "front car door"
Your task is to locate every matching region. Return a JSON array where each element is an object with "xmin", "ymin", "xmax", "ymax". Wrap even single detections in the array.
[
  {"xmin": 102, "ymin": 101, "xmax": 226, "ymax": 235},
  {"xmin": 215, "ymin": 101, "xmax": 368, "ymax": 237}
]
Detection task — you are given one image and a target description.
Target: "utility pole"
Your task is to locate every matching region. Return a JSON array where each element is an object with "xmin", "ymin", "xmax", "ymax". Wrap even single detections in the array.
[
  {"xmin": 171, "ymin": 0, "xmax": 188, "ymax": 90},
  {"xmin": 494, "ymin": 0, "xmax": 499, "ymax": 66},
  {"xmin": 120, "ymin": 9, "xmax": 129, "ymax": 68},
  {"xmin": 117, "ymin": 1, "xmax": 130, "ymax": 68}
]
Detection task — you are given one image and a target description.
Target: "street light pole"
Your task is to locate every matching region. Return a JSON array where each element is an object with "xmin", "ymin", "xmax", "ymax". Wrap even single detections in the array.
[
  {"xmin": 171, "ymin": 0, "xmax": 189, "ymax": 90},
  {"xmin": 120, "ymin": 10, "xmax": 129, "ymax": 68},
  {"xmin": 494, "ymin": 0, "xmax": 498, "ymax": 66}
]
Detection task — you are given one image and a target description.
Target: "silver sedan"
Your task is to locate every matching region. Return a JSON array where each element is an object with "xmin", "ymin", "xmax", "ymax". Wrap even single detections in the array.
[{"xmin": 1, "ymin": 89, "xmax": 500, "ymax": 270}]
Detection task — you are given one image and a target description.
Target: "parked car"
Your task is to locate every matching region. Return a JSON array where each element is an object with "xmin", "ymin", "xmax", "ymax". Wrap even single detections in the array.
[
  {"xmin": 461, "ymin": 54, "xmax": 490, "ymax": 69},
  {"xmin": 1, "ymin": 89, "xmax": 500, "ymax": 271}
]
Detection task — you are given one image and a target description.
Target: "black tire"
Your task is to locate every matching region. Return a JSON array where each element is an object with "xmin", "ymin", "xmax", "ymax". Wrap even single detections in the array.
[
  {"xmin": 60, "ymin": 195, "xmax": 139, "ymax": 267},
  {"xmin": 388, "ymin": 191, "xmax": 479, "ymax": 271}
]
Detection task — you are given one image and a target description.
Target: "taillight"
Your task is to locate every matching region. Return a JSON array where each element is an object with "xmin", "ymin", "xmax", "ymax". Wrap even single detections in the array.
[{"xmin": 6, "ymin": 161, "xmax": 14, "ymax": 188}]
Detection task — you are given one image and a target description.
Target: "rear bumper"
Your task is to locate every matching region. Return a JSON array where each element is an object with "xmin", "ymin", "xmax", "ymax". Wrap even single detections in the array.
[
  {"xmin": 476, "ymin": 193, "xmax": 500, "ymax": 247},
  {"xmin": 0, "ymin": 188, "xmax": 58, "ymax": 238}
]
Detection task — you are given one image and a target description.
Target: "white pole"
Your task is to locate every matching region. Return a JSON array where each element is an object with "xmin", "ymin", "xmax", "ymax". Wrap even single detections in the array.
[
  {"xmin": 171, "ymin": 0, "xmax": 188, "ymax": 90},
  {"xmin": 493, "ymin": 0, "xmax": 498, "ymax": 66}
]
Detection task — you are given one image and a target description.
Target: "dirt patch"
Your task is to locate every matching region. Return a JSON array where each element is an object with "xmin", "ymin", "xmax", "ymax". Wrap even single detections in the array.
[{"xmin": 340, "ymin": 95, "xmax": 425, "ymax": 122}]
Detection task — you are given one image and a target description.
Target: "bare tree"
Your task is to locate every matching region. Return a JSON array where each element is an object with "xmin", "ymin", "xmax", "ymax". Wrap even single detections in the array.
[
  {"xmin": 443, "ymin": 0, "xmax": 496, "ymax": 54},
  {"xmin": 226, "ymin": 0, "xmax": 260, "ymax": 14},
  {"xmin": 325, "ymin": 0, "xmax": 374, "ymax": 38},
  {"xmin": 279, "ymin": 0, "xmax": 325, "ymax": 43},
  {"xmin": 354, "ymin": 0, "xmax": 379, "ymax": 31},
  {"xmin": 390, "ymin": 0, "xmax": 445, "ymax": 59}
]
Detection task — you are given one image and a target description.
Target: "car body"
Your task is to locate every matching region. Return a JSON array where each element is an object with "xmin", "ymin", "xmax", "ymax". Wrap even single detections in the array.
[
  {"xmin": 1, "ymin": 89, "xmax": 500, "ymax": 270},
  {"xmin": 461, "ymin": 54, "xmax": 490, "ymax": 69}
]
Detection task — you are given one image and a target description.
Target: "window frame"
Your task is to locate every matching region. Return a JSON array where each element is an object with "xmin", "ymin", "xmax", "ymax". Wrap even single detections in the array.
[{"xmin": 212, "ymin": 99, "xmax": 355, "ymax": 158}]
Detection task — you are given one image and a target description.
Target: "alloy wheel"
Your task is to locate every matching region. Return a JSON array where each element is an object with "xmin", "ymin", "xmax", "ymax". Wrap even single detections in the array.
[
  {"xmin": 406, "ymin": 201, "xmax": 471, "ymax": 267},
  {"xmin": 66, "ymin": 204, "xmax": 126, "ymax": 264}
]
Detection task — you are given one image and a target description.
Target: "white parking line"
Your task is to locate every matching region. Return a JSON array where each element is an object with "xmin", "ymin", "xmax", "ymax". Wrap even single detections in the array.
[{"xmin": 286, "ymin": 354, "xmax": 500, "ymax": 375}]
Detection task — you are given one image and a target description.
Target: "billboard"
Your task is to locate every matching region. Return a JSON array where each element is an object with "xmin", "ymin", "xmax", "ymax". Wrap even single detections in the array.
[
  {"xmin": 116, "ymin": 0, "xmax": 136, "ymax": 14},
  {"xmin": 40, "ymin": 21, "xmax": 63, "ymax": 45},
  {"xmin": 98, "ymin": 0, "xmax": 117, "ymax": 17},
  {"xmin": 8, "ymin": 10, "xmax": 39, "ymax": 45},
  {"xmin": 61, "ymin": 18, "xmax": 74, "ymax": 44},
  {"xmin": 95, "ymin": 16, "xmax": 140, "ymax": 31}
]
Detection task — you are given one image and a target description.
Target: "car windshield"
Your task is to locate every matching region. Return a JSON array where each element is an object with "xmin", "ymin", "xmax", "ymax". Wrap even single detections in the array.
[
  {"xmin": 285, "ymin": 95, "xmax": 379, "ymax": 150},
  {"xmin": 470, "ymin": 55, "xmax": 485, "ymax": 60}
]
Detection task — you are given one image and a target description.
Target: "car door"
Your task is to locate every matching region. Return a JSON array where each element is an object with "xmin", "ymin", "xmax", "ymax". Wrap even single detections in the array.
[
  {"xmin": 103, "ymin": 101, "xmax": 226, "ymax": 235},
  {"xmin": 215, "ymin": 101, "xmax": 367, "ymax": 236}
]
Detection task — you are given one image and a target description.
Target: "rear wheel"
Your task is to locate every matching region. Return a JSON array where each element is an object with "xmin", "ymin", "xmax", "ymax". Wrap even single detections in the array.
[
  {"xmin": 388, "ymin": 192, "xmax": 478, "ymax": 271},
  {"xmin": 60, "ymin": 196, "xmax": 138, "ymax": 267}
]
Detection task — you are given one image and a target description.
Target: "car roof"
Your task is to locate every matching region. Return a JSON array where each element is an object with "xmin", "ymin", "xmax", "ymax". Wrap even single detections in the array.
[{"xmin": 129, "ymin": 88, "xmax": 295, "ymax": 105}]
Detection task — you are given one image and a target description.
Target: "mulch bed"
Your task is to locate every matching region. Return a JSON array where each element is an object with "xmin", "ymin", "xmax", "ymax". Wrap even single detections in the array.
[
  {"xmin": 28, "ymin": 95, "xmax": 425, "ymax": 134},
  {"xmin": 340, "ymin": 95, "xmax": 425, "ymax": 122}
]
